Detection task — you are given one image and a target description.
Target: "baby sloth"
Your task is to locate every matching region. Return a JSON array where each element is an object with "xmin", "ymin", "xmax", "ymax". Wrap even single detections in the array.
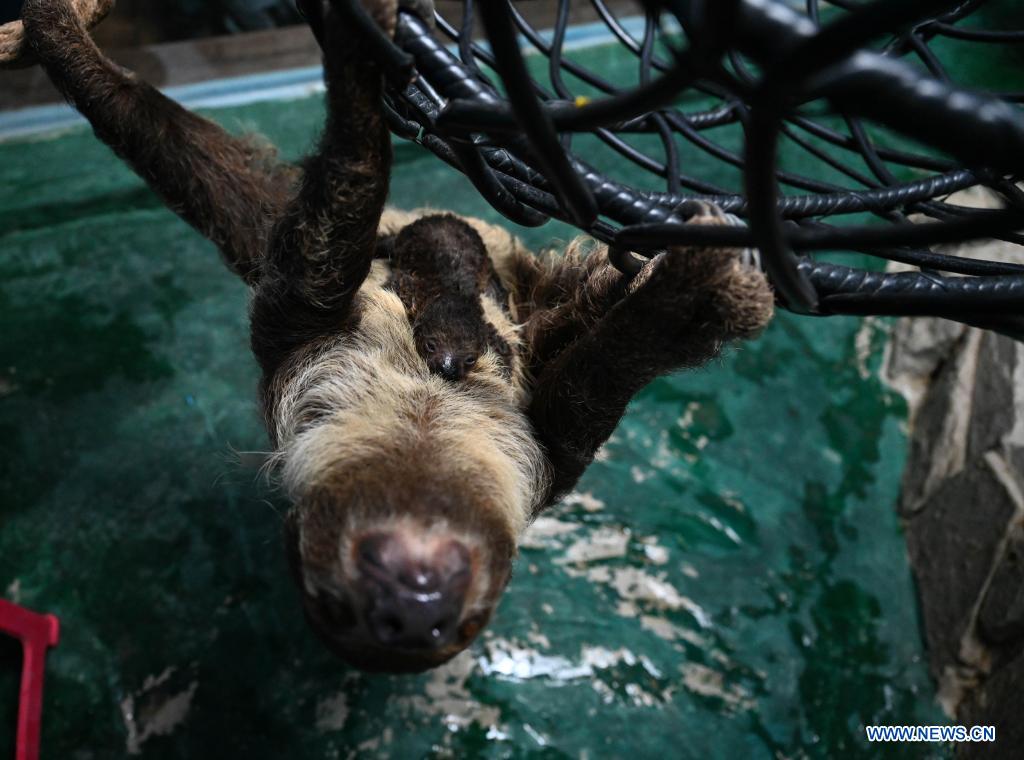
[{"xmin": 386, "ymin": 214, "xmax": 512, "ymax": 381}]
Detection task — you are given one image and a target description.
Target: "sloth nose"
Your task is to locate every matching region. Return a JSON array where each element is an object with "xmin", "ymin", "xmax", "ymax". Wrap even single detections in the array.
[
  {"xmin": 356, "ymin": 532, "xmax": 471, "ymax": 650},
  {"xmin": 430, "ymin": 352, "xmax": 462, "ymax": 382}
]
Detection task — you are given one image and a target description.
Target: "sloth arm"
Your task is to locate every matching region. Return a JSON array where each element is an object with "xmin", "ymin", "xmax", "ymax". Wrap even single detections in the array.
[
  {"xmin": 21, "ymin": 0, "xmax": 292, "ymax": 284},
  {"xmin": 259, "ymin": 6, "xmax": 392, "ymax": 313},
  {"xmin": 250, "ymin": 3, "xmax": 394, "ymax": 376},
  {"xmin": 518, "ymin": 251, "xmax": 631, "ymax": 375},
  {"xmin": 527, "ymin": 242, "xmax": 772, "ymax": 503}
]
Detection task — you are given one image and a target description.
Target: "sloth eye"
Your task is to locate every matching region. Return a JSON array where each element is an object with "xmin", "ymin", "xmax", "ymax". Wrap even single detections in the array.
[
  {"xmin": 423, "ymin": 338, "xmax": 438, "ymax": 353},
  {"xmin": 463, "ymin": 355, "xmax": 477, "ymax": 368}
]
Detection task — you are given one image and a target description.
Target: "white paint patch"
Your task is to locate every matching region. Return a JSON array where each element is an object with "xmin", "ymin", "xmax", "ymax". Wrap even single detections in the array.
[
  {"xmin": 395, "ymin": 651, "xmax": 502, "ymax": 732},
  {"xmin": 630, "ymin": 466, "xmax": 653, "ymax": 484},
  {"xmin": 706, "ymin": 515, "xmax": 742, "ymax": 546},
  {"xmin": 557, "ymin": 526, "xmax": 630, "ymax": 565},
  {"xmin": 141, "ymin": 667, "xmax": 175, "ymax": 692},
  {"xmin": 526, "ymin": 627, "xmax": 552, "ymax": 650},
  {"xmin": 479, "ymin": 640, "xmax": 590, "ymax": 681},
  {"xmin": 640, "ymin": 615, "xmax": 707, "ymax": 648},
  {"xmin": 479, "ymin": 638, "xmax": 678, "ymax": 712},
  {"xmin": 523, "ymin": 723, "xmax": 549, "ymax": 747},
  {"xmin": 581, "ymin": 646, "xmax": 661, "ymax": 678},
  {"xmin": 621, "ymin": 682, "xmax": 662, "ymax": 707},
  {"xmin": 349, "ymin": 727, "xmax": 393, "ymax": 757},
  {"xmin": 677, "ymin": 401, "xmax": 700, "ymax": 430},
  {"xmin": 315, "ymin": 692, "xmax": 350, "ymax": 733},
  {"xmin": 520, "ymin": 516, "xmax": 579, "ymax": 550},
  {"xmin": 569, "ymin": 566, "xmax": 713, "ymax": 628},
  {"xmin": 854, "ymin": 318, "xmax": 877, "ymax": 380},
  {"xmin": 479, "ymin": 639, "xmax": 661, "ymax": 683},
  {"xmin": 679, "ymin": 663, "xmax": 754, "ymax": 711},
  {"xmin": 121, "ymin": 669, "xmax": 198, "ymax": 755},
  {"xmin": 719, "ymin": 492, "xmax": 747, "ymax": 514},
  {"xmin": 486, "ymin": 725, "xmax": 511, "ymax": 742},
  {"xmin": 642, "ymin": 543, "xmax": 669, "ymax": 565},
  {"xmin": 5, "ymin": 578, "xmax": 20, "ymax": 603},
  {"xmin": 562, "ymin": 490, "xmax": 606, "ymax": 513},
  {"xmin": 616, "ymin": 600, "xmax": 639, "ymax": 618}
]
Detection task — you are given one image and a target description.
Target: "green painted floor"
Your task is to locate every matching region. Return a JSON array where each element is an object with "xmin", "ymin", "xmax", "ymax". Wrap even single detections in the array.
[{"xmin": 0, "ymin": 37, "xmax": 960, "ymax": 760}]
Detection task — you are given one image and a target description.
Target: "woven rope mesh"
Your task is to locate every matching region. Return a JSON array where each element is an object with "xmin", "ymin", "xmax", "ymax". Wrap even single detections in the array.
[{"xmin": 369, "ymin": 0, "xmax": 1024, "ymax": 336}]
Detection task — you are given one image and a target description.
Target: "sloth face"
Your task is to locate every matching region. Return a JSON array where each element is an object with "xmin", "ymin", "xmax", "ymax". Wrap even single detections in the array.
[
  {"xmin": 415, "ymin": 333, "xmax": 483, "ymax": 382},
  {"xmin": 412, "ymin": 298, "xmax": 488, "ymax": 383},
  {"xmin": 412, "ymin": 296, "xmax": 515, "ymax": 384},
  {"xmin": 284, "ymin": 475, "xmax": 517, "ymax": 673},
  {"xmin": 266, "ymin": 280, "xmax": 547, "ymax": 671}
]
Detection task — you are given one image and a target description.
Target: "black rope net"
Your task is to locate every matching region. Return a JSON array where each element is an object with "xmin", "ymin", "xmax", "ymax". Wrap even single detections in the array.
[{"xmin": 328, "ymin": 0, "xmax": 1024, "ymax": 338}]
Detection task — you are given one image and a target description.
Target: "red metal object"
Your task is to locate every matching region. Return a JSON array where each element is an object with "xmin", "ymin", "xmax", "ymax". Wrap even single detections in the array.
[{"xmin": 0, "ymin": 599, "xmax": 60, "ymax": 760}]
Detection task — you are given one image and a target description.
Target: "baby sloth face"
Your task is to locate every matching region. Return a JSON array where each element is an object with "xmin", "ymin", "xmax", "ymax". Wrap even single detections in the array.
[{"xmin": 413, "ymin": 296, "xmax": 495, "ymax": 382}]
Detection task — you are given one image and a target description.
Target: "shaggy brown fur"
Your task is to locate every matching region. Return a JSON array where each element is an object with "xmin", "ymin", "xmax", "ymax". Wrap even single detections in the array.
[{"xmin": 22, "ymin": 0, "xmax": 774, "ymax": 673}]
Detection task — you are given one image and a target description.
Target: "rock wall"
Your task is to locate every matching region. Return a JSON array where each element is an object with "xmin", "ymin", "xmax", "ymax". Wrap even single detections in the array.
[{"xmin": 886, "ymin": 307, "xmax": 1024, "ymax": 757}]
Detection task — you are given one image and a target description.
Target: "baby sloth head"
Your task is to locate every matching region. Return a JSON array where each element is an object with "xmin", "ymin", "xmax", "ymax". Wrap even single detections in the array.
[{"xmin": 413, "ymin": 296, "xmax": 492, "ymax": 382}]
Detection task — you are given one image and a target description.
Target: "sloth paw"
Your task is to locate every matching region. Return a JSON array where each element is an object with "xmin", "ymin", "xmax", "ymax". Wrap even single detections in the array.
[
  {"xmin": 628, "ymin": 212, "xmax": 774, "ymax": 340},
  {"xmin": 709, "ymin": 250, "xmax": 775, "ymax": 340}
]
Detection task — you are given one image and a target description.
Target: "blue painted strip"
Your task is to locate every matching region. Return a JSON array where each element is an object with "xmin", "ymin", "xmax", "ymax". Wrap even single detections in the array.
[{"xmin": 0, "ymin": 15, "xmax": 667, "ymax": 141}]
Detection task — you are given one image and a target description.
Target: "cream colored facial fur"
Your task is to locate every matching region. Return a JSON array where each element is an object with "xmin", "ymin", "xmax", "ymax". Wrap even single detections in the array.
[{"xmin": 268, "ymin": 241, "xmax": 550, "ymax": 544}]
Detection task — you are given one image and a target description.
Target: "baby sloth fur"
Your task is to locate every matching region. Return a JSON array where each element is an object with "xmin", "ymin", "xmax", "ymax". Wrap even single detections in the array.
[
  {"xmin": 384, "ymin": 214, "xmax": 513, "ymax": 382},
  {"xmin": 22, "ymin": 0, "xmax": 774, "ymax": 673}
]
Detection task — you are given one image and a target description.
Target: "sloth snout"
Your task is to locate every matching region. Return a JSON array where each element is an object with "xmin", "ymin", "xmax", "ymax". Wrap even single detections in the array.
[
  {"xmin": 356, "ymin": 532, "xmax": 471, "ymax": 650},
  {"xmin": 428, "ymin": 351, "xmax": 462, "ymax": 382}
]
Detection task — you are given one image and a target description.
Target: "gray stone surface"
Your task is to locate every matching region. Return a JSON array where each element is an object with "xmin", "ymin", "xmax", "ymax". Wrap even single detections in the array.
[
  {"xmin": 884, "ymin": 317, "xmax": 967, "ymax": 416},
  {"xmin": 968, "ymin": 333, "xmax": 1018, "ymax": 462},
  {"xmin": 904, "ymin": 460, "xmax": 1019, "ymax": 674},
  {"xmin": 897, "ymin": 329, "xmax": 980, "ymax": 517},
  {"xmin": 884, "ymin": 226, "xmax": 1024, "ymax": 752},
  {"xmin": 978, "ymin": 523, "xmax": 1024, "ymax": 645}
]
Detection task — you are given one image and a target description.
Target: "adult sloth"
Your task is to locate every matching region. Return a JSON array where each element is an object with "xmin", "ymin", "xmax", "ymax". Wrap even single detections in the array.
[{"xmin": 19, "ymin": 0, "xmax": 773, "ymax": 672}]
